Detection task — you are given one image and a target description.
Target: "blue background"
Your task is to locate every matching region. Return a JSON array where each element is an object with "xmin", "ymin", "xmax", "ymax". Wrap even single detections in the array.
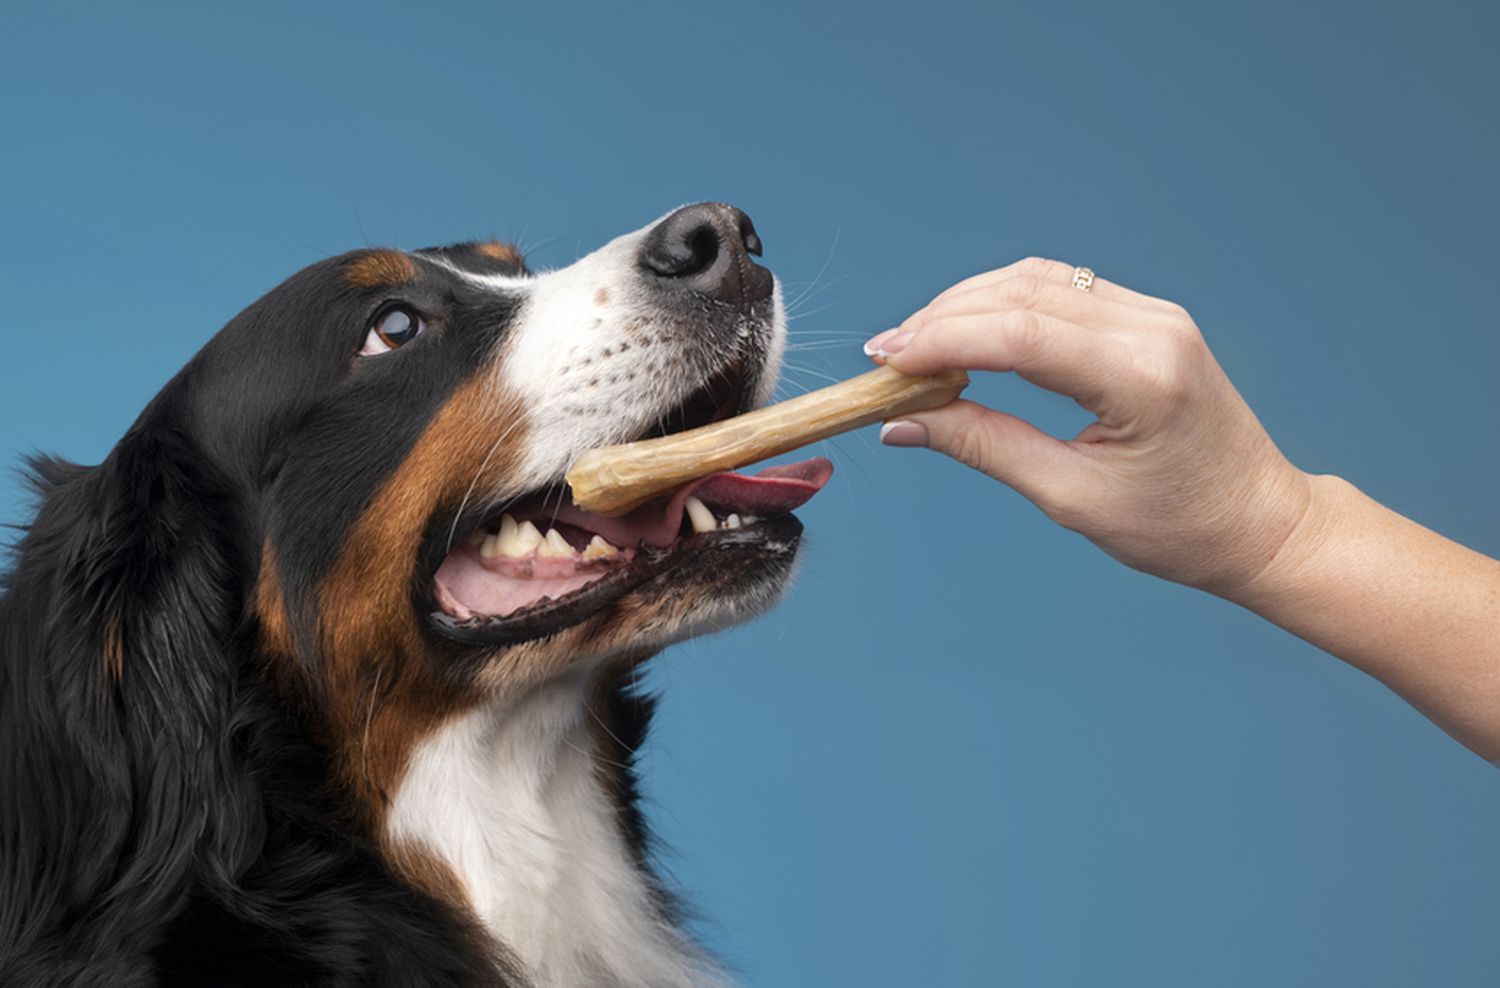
[{"xmin": 3, "ymin": 2, "xmax": 1498, "ymax": 984}]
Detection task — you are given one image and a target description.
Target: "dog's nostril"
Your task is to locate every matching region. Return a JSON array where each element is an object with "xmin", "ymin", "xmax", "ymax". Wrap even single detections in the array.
[
  {"xmin": 680, "ymin": 225, "xmax": 720, "ymax": 278},
  {"xmin": 642, "ymin": 204, "xmax": 726, "ymax": 279},
  {"xmin": 640, "ymin": 202, "xmax": 771, "ymax": 303},
  {"xmin": 740, "ymin": 222, "xmax": 762, "ymax": 258}
]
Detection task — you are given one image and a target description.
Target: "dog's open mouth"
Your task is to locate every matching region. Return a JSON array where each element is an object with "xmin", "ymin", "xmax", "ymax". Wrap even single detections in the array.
[{"xmin": 425, "ymin": 359, "xmax": 833, "ymax": 646}]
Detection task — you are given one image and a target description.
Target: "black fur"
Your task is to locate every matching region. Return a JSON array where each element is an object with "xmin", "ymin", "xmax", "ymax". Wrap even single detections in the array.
[{"xmin": 0, "ymin": 251, "xmax": 523, "ymax": 986}]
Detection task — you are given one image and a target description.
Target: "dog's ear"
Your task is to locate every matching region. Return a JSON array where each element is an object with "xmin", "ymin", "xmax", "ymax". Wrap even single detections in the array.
[
  {"xmin": 0, "ymin": 404, "xmax": 261, "ymax": 979},
  {"xmin": 3, "ymin": 402, "xmax": 510, "ymax": 985}
]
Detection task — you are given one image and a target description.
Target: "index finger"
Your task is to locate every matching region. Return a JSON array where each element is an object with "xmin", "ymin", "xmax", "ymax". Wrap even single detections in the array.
[{"xmin": 881, "ymin": 309, "xmax": 1130, "ymax": 416}]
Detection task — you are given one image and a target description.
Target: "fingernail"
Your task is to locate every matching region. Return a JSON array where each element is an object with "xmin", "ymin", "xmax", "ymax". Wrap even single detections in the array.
[
  {"xmin": 879, "ymin": 420, "xmax": 929, "ymax": 447},
  {"xmin": 862, "ymin": 328, "xmax": 899, "ymax": 357},
  {"xmin": 875, "ymin": 331, "xmax": 915, "ymax": 358}
]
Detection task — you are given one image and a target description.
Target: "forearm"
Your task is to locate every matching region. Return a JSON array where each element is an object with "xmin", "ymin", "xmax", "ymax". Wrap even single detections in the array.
[{"xmin": 1230, "ymin": 473, "xmax": 1500, "ymax": 759}]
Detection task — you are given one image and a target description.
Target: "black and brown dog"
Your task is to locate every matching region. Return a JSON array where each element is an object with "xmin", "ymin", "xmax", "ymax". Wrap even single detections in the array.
[{"xmin": 0, "ymin": 203, "xmax": 831, "ymax": 986}]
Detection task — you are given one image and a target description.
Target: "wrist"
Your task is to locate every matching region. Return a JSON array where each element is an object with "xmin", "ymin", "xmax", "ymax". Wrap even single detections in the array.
[{"xmin": 1223, "ymin": 471, "xmax": 1348, "ymax": 611}]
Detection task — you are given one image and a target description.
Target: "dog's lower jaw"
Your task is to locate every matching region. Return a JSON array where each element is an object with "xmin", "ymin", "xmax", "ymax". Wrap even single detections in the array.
[{"xmin": 385, "ymin": 663, "xmax": 726, "ymax": 988}]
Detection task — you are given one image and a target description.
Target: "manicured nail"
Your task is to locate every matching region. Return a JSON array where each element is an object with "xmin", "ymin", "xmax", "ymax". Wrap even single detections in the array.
[
  {"xmin": 862, "ymin": 328, "xmax": 899, "ymax": 357},
  {"xmin": 879, "ymin": 420, "xmax": 929, "ymax": 447},
  {"xmin": 874, "ymin": 331, "xmax": 915, "ymax": 358}
]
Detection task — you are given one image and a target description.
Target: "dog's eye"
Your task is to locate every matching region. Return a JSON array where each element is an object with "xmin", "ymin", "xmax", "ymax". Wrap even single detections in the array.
[{"xmin": 360, "ymin": 305, "xmax": 426, "ymax": 356}]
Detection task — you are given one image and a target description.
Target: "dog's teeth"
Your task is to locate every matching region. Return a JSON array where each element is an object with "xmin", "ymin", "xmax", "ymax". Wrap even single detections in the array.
[
  {"xmin": 496, "ymin": 514, "xmax": 526, "ymax": 557},
  {"xmin": 685, "ymin": 496, "xmax": 717, "ymax": 534},
  {"xmin": 741, "ymin": 514, "xmax": 760, "ymax": 525},
  {"xmin": 538, "ymin": 528, "xmax": 575, "ymax": 558},
  {"xmin": 515, "ymin": 520, "xmax": 544, "ymax": 553},
  {"xmin": 583, "ymin": 535, "xmax": 619, "ymax": 560},
  {"xmin": 723, "ymin": 513, "xmax": 741, "ymax": 530},
  {"xmin": 480, "ymin": 533, "xmax": 503, "ymax": 558},
  {"xmin": 467, "ymin": 529, "xmax": 487, "ymax": 547}
]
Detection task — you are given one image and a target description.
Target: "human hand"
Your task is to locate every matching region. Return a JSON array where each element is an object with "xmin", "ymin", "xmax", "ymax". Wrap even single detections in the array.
[{"xmin": 866, "ymin": 258, "xmax": 1313, "ymax": 597}]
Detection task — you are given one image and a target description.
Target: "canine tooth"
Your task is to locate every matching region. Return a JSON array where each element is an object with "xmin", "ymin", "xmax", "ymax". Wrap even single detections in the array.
[
  {"xmin": 480, "ymin": 533, "xmax": 503, "ymax": 558},
  {"xmin": 538, "ymin": 528, "xmax": 575, "ymax": 557},
  {"xmin": 724, "ymin": 513, "xmax": 741, "ymax": 529},
  {"xmin": 685, "ymin": 496, "xmax": 717, "ymax": 534},
  {"xmin": 515, "ymin": 520, "xmax": 544, "ymax": 554},
  {"xmin": 583, "ymin": 535, "xmax": 619, "ymax": 560}
]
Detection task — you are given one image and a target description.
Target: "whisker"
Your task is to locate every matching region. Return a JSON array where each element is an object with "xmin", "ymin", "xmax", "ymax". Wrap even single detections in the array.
[
  {"xmin": 784, "ymin": 340, "xmax": 863, "ymax": 352},
  {"xmin": 564, "ymin": 737, "xmax": 633, "ymax": 773},
  {"xmin": 780, "ymin": 361, "xmax": 844, "ymax": 386},
  {"xmin": 786, "ymin": 298, "xmax": 861, "ymax": 323},
  {"xmin": 785, "ymin": 272, "xmax": 871, "ymax": 315},
  {"xmin": 784, "ymin": 226, "xmax": 841, "ymax": 313},
  {"xmin": 585, "ymin": 699, "xmax": 636, "ymax": 756},
  {"xmin": 360, "ymin": 665, "xmax": 384, "ymax": 789},
  {"xmin": 785, "ymin": 329, "xmax": 871, "ymax": 339},
  {"xmin": 445, "ymin": 416, "xmax": 526, "ymax": 552}
]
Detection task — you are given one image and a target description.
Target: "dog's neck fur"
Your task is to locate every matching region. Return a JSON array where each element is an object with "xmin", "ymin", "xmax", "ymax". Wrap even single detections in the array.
[{"xmin": 385, "ymin": 668, "xmax": 720, "ymax": 987}]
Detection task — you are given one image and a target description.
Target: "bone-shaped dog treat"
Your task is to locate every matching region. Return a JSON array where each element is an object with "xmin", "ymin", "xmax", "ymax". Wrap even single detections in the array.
[{"xmin": 565, "ymin": 365, "xmax": 970, "ymax": 516}]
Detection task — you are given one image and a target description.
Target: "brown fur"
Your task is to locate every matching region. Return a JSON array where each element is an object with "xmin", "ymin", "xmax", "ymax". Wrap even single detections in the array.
[
  {"xmin": 475, "ymin": 241, "xmax": 521, "ymax": 265},
  {"xmin": 344, "ymin": 250, "xmax": 419, "ymax": 289},
  {"xmin": 310, "ymin": 376, "xmax": 531, "ymax": 831}
]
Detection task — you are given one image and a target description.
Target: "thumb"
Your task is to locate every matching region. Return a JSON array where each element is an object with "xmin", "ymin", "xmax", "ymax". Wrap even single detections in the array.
[{"xmin": 880, "ymin": 399, "xmax": 1085, "ymax": 510}]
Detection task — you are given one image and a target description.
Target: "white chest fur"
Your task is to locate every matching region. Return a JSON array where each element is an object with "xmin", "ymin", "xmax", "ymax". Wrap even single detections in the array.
[{"xmin": 385, "ymin": 671, "xmax": 722, "ymax": 987}]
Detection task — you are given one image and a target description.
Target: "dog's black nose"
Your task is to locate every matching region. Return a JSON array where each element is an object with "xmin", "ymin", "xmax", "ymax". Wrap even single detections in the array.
[{"xmin": 640, "ymin": 202, "xmax": 773, "ymax": 304}]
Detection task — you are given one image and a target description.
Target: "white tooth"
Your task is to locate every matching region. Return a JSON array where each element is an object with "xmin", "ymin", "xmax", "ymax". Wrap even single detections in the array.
[
  {"xmin": 583, "ymin": 535, "xmax": 620, "ymax": 560},
  {"xmin": 741, "ymin": 514, "xmax": 760, "ymax": 525},
  {"xmin": 538, "ymin": 528, "xmax": 575, "ymax": 557},
  {"xmin": 725, "ymin": 513, "xmax": 742, "ymax": 529},
  {"xmin": 480, "ymin": 533, "xmax": 503, "ymax": 558},
  {"xmin": 496, "ymin": 514, "xmax": 527, "ymax": 557},
  {"xmin": 515, "ymin": 520, "xmax": 544, "ymax": 553},
  {"xmin": 685, "ymin": 496, "xmax": 717, "ymax": 534}
]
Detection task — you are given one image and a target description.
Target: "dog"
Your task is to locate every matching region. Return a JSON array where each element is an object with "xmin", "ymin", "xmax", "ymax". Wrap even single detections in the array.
[{"xmin": 0, "ymin": 203, "xmax": 833, "ymax": 986}]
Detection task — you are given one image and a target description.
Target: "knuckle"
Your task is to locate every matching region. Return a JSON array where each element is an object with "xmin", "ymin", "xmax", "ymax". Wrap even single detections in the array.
[
  {"xmin": 1126, "ymin": 340, "xmax": 1189, "ymax": 400},
  {"xmin": 1165, "ymin": 309, "xmax": 1200, "ymax": 338},
  {"xmin": 993, "ymin": 274, "xmax": 1044, "ymax": 310},
  {"xmin": 1013, "ymin": 256, "xmax": 1055, "ymax": 278},
  {"xmin": 1001, "ymin": 309, "xmax": 1044, "ymax": 358},
  {"xmin": 1160, "ymin": 300, "xmax": 1192, "ymax": 322},
  {"xmin": 946, "ymin": 423, "xmax": 994, "ymax": 475}
]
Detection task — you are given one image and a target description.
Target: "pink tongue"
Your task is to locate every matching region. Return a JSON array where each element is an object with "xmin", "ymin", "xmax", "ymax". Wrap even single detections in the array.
[
  {"xmin": 539, "ymin": 456, "xmax": 834, "ymax": 549},
  {"xmin": 682, "ymin": 457, "xmax": 835, "ymax": 514}
]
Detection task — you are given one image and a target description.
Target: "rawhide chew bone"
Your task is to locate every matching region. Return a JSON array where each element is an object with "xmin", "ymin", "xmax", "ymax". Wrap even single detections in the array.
[{"xmin": 565, "ymin": 365, "xmax": 969, "ymax": 516}]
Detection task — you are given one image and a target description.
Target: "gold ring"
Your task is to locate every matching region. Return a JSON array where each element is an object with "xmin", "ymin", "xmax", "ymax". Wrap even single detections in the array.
[{"xmin": 1071, "ymin": 266, "xmax": 1095, "ymax": 292}]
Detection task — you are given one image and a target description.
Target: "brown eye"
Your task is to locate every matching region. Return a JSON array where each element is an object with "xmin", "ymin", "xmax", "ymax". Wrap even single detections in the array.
[{"xmin": 360, "ymin": 305, "xmax": 426, "ymax": 356}]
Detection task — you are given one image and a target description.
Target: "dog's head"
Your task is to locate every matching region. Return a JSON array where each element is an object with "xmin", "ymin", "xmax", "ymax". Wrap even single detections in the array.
[
  {"xmin": 2, "ymin": 203, "xmax": 831, "ymax": 978},
  {"xmin": 169, "ymin": 203, "xmax": 824, "ymax": 819}
]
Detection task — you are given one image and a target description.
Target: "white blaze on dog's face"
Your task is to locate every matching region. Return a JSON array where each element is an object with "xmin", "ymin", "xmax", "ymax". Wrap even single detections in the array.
[
  {"xmin": 412, "ymin": 204, "xmax": 826, "ymax": 677},
  {"xmin": 500, "ymin": 214, "xmax": 786, "ymax": 480}
]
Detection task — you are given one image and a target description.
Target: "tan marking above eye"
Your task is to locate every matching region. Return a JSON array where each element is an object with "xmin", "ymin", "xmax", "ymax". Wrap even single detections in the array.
[
  {"xmin": 475, "ymin": 241, "xmax": 522, "ymax": 265},
  {"xmin": 346, "ymin": 251, "xmax": 419, "ymax": 289}
]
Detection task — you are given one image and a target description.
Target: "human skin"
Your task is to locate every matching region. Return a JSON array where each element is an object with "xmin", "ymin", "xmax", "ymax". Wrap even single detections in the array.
[{"xmin": 865, "ymin": 258, "xmax": 1500, "ymax": 760}]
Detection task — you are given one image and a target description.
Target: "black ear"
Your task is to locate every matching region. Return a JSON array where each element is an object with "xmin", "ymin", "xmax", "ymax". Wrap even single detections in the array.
[
  {"xmin": 0, "ymin": 408, "xmax": 261, "ymax": 982},
  {"xmin": 2, "ymin": 407, "xmax": 508, "ymax": 984}
]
